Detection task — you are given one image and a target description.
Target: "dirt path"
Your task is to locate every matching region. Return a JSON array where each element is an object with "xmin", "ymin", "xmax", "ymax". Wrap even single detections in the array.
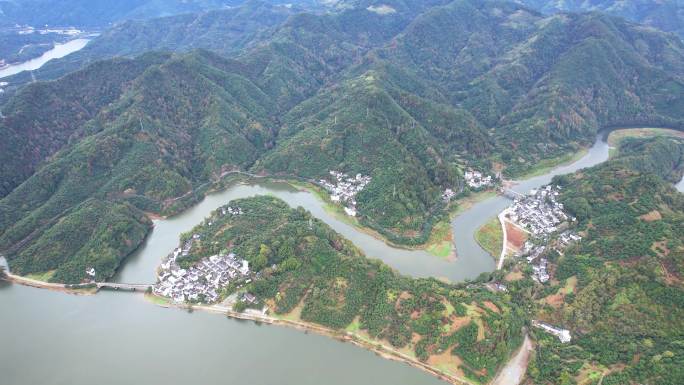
[
  {"xmin": 491, "ymin": 333, "xmax": 534, "ymax": 385},
  {"xmin": 496, "ymin": 209, "xmax": 510, "ymax": 270}
]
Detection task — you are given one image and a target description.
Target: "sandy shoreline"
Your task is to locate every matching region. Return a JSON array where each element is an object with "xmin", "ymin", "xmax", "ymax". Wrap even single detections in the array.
[
  {"xmin": 3, "ymin": 271, "xmax": 527, "ymax": 385},
  {"xmin": 150, "ymin": 296, "xmax": 479, "ymax": 385},
  {"xmin": 3, "ymin": 273, "xmax": 97, "ymax": 295}
]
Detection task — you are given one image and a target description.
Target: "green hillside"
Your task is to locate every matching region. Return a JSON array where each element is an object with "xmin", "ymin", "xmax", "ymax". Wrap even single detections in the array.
[
  {"xmin": 2, "ymin": 0, "xmax": 684, "ymax": 281},
  {"xmin": 175, "ymin": 195, "xmax": 525, "ymax": 383},
  {"xmin": 514, "ymin": 138, "xmax": 684, "ymax": 384}
]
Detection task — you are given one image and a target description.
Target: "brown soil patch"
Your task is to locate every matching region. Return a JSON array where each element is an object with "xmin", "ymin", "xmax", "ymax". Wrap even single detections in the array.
[
  {"xmin": 395, "ymin": 291, "xmax": 413, "ymax": 310},
  {"xmin": 482, "ymin": 301, "xmax": 500, "ymax": 313},
  {"xmin": 544, "ymin": 293, "xmax": 565, "ymax": 309},
  {"xmin": 144, "ymin": 211, "xmax": 165, "ymax": 220},
  {"xmin": 652, "ymin": 240, "xmax": 670, "ymax": 257},
  {"xmin": 427, "ymin": 350, "xmax": 464, "ymax": 377},
  {"xmin": 448, "ymin": 316, "xmax": 472, "ymax": 333},
  {"xmin": 639, "ymin": 210, "xmax": 662, "ymax": 222},
  {"xmin": 661, "ymin": 259, "xmax": 682, "ymax": 286},
  {"xmin": 505, "ymin": 270, "xmax": 524, "ymax": 281},
  {"xmin": 505, "ymin": 222, "xmax": 528, "ymax": 250},
  {"xmin": 607, "ymin": 193, "xmax": 624, "ymax": 201}
]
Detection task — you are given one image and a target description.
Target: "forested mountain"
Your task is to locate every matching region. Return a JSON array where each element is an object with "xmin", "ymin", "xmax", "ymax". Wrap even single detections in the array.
[
  {"xmin": 1, "ymin": 0, "xmax": 684, "ymax": 281},
  {"xmin": 357, "ymin": 0, "xmax": 684, "ymax": 175},
  {"xmin": 614, "ymin": 135, "xmax": 684, "ymax": 183},
  {"xmin": 0, "ymin": 0, "xmax": 303, "ymax": 89},
  {"xmin": 518, "ymin": 0, "xmax": 684, "ymax": 39}
]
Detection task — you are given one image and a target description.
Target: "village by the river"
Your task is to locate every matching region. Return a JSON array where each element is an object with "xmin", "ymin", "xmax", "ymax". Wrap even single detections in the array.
[{"xmin": 2, "ymin": 132, "xmax": 682, "ymax": 385}]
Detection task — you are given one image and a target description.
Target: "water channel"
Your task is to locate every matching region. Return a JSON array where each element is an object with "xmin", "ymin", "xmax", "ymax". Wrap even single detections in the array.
[
  {"xmin": 1, "ymin": 131, "xmax": 681, "ymax": 385},
  {"xmin": 0, "ymin": 38, "xmax": 90, "ymax": 79}
]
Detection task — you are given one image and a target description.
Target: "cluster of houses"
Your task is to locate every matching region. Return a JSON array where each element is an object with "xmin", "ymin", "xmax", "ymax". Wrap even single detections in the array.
[
  {"xmin": 153, "ymin": 237, "xmax": 252, "ymax": 304},
  {"xmin": 521, "ymin": 242, "xmax": 549, "ymax": 283},
  {"xmin": 507, "ymin": 185, "xmax": 572, "ymax": 237},
  {"xmin": 508, "ymin": 185, "xmax": 583, "ymax": 284},
  {"xmin": 532, "ymin": 320, "xmax": 572, "ymax": 343},
  {"xmin": 319, "ymin": 170, "xmax": 371, "ymax": 217},
  {"xmin": 16, "ymin": 25, "xmax": 83, "ymax": 36},
  {"xmin": 558, "ymin": 230, "xmax": 582, "ymax": 250},
  {"xmin": 464, "ymin": 169, "xmax": 493, "ymax": 189},
  {"xmin": 221, "ymin": 205, "xmax": 243, "ymax": 216}
]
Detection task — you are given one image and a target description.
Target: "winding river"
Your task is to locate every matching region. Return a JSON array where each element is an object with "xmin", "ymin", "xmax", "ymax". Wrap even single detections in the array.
[
  {"xmin": 0, "ymin": 38, "xmax": 90, "ymax": 79},
  {"xmin": 0, "ymin": 132, "xmax": 680, "ymax": 385}
]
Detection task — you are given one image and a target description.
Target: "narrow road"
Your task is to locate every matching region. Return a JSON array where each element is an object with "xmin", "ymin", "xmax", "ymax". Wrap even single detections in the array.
[
  {"xmin": 497, "ymin": 209, "xmax": 509, "ymax": 270},
  {"xmin": 491, "ymin": 333, "xmax": 534, "ymax": 385}
]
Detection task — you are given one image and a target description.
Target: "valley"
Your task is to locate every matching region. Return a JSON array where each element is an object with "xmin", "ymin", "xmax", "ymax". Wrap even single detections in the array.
[
  {"xmin": 2, "ymin": 130, "xmax": 638, "ymax": 385},
  {"xmin": 1, "ymin": 1, "xmax": 683, "ymax": 385}
]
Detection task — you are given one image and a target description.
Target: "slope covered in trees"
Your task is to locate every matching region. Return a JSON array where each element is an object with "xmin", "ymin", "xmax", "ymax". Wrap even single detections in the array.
[
  {"xmin": 2, "ymin": 0, "xmax": 684, "ymax": 280},
  {"xmin": 611, "ymin": 135, "xmax": 684, "ymax": 183},
  {"xmin": 176, "ymin": 195, "xmax": 525, "ymax": 383},
  {"xmin": 0, "ymin": 50, "xmax": 280, "ymax": 282},
  {"xmin": 509, "ymin": 138, "xmax": 684, "ymax": 384}
]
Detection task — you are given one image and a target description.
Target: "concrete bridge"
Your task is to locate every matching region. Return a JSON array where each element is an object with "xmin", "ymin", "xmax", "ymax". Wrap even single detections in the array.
[
  {"xmin": 500, "ymin": 188, "xmax": 525, "ymax": 200},
  {"xmin": 96, "ymin": 282, "xmax": 152, "ymax": 292}
]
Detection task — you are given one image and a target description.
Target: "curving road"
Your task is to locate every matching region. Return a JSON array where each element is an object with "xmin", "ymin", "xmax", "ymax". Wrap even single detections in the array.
[{"xmin": 491, "ymin": 333, "xmax": 534, "ymax": 385}]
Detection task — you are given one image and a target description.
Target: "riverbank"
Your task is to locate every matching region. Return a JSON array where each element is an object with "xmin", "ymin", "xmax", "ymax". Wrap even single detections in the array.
[
  {"xmin": 503, "ymin": 148, "xmax": 589, "ymax": 182},
  {"xmin": 3, "ymin": 273, "xmax": 96, "ymax": 295},
  {"xmin": 0, "ymin": 37, "xmax": 91, "ymax": 79},
  {"xmin": 269, "ymin": 178, "xmax": 460, "ymax": 260},
  {"xmin": 606, "ymin": 127, "xmax": 684, "ymax": 148},
  {"xmin": 147, "ymin": 293, "xmax": 479, "ymax": 385}
]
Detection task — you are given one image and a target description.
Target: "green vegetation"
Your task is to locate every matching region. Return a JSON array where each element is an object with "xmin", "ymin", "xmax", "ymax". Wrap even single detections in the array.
[
  {"xmin": 610, "ymin": 135, "xmax": 684, "ymax": 183},
  {"xmin": 475, "ymin": 217, "xmax": 502, "ymax": 258},
  {"xmin": 25, "ymin": 270, "xmax": 56, "ymax": 282},
  {"xmin": 513, "ymin": 138, "xmax": 684, "ymax": 385},
  {"xmin": 178, "ymin": 195, "xmax": 524, "ymax": 383},
  {"xmin": 5, "ymin": 199, "xmax": 152, "ymax": 283},
  {"xmin": 2, "ymin": 0, "xmax": 684, "ymax": 281}
]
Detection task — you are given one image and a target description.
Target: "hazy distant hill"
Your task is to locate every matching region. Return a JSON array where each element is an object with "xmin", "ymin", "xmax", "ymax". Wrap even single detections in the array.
[
  {"xmin": 518, "ymin": 0, "xmax": 684, "ymax": 38},
  {"xmin": 0, "ymin": 1, "xmax": 307, "ymax": 96},
  {"xmin": 0, "ymin": 0, "xmax": 321, "ymax": 28}
]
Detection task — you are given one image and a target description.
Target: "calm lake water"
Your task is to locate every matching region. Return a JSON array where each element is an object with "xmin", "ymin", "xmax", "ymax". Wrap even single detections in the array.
[
  {"xmin": 0, "ymin": 38, "xmax": 90, "ymax": 79},
  {"xmin": 0, "ymin": 132, "xmax": 663, "ymax": 385}
]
